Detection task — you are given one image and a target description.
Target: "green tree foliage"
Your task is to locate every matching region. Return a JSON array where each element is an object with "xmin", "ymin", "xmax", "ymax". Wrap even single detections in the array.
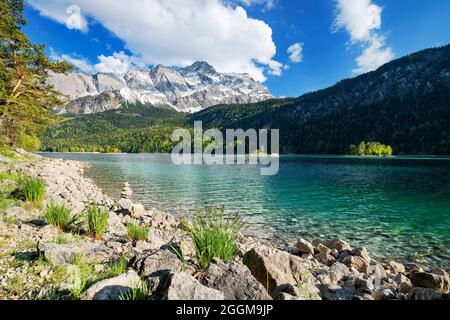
[
  {"xmin": 0, "ymin": 0, "xmax": 69, "ymax": 149},
  {"xmin": 348, "ymin": 141, "xmax": 393, "ymax": 156}
]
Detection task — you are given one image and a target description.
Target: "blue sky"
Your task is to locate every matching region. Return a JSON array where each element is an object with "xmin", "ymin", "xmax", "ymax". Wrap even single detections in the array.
[{"xmin": 24, "ymin": 0, "xmax": 450, "ymax": 98}]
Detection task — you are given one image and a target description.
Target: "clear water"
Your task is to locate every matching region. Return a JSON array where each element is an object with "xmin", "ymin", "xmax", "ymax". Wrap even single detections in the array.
[{"xmin": 41, "ymin": 153, "xmax": 450, "ymax": 267}]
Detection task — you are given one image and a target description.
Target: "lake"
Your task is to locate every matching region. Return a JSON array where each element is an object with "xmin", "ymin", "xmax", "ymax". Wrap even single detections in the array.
[{"xmin": 41, "ymin": 153, "xmax": 450, "ymax": 267}]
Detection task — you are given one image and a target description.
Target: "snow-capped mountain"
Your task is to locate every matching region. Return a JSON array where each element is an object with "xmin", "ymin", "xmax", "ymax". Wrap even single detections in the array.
[{"xmin": 47, "ymin": 61, "xmax": 273, "ymax": 114}]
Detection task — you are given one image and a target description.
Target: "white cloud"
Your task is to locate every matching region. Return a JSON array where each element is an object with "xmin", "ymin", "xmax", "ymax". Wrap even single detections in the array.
[
  {"xmin": 333, "ymin": 0, "xmax": 393, "ymax": 74},
  {"xmin": 267, "ymin": 60, "xmax": 284, "ymax": 76},
  {"xmin": 239, "ymin": 0, "xmax": 276, "ymax": 11},
  {"xmin": 27, "ymin": 0, "xmax": 279, "ymax": 82},
  {"xmin": 50, "ymin": 49, "xmax": 137, "ymax": 75},
  {"xmin": 94, "ymin": 51, "xmax": 132, "ymax": 74},
  {"xmin": 287, "ymin": 43, "xmax": 303, "ymax": 63},
  {"xmin": 50, "ymin": 49, "xmax": 94, "ymax": 73},
  {"xmin": 353, "ymin": 35, "xmax": 393, "ymax": 74}
]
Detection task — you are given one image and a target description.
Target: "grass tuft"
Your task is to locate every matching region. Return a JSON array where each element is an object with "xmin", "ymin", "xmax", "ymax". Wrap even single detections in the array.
[
  {"xmin": 119, "ymin": 280, "xmax": 150, "ymax": 301},
  {"xmin": 86, "ymin": 205, "xmax": 109, "ymax": 240},
  {"xmin": 44, "ymin": 202, "xmax": 78, "ymax": 232},
  {"xmin": 127, "ymin": 223, "xmax": 149, "ymax": 241},
  {"xmin": 19, "ymin": 176, "xmax": 45, "ymax": 204},
  {"xmin": 184, "ymin": 208, "xmax": 245, "ymax": 270}
]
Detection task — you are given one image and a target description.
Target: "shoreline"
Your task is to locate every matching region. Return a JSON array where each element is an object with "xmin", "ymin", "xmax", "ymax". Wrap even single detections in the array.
[{"xmin": 1, "ymin": 151, "xmax": 449, "ymax": 300}]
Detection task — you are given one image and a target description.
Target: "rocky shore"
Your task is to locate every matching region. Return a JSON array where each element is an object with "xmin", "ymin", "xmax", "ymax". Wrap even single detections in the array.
[{"xmin": 0, "ymin": 151, "xmax": 449, "ymax": 300}]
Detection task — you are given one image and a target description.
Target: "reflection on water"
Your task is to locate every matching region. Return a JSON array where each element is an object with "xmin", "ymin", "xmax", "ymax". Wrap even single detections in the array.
[{"xmin": 41, "ymin": 153, "xmax": 450, "ymax": 267}]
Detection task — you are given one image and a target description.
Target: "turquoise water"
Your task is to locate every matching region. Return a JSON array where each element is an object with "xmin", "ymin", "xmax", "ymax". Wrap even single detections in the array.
[{"xmin": 42, "ymin": 153, "xmax": 450, "ymax": 267}]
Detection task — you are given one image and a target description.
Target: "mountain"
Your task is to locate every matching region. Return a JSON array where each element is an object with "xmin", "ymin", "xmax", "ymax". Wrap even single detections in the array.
[
  {"xmin": 47, "ymin": 61, "xmax": 272, "ymax": 114},
  {"xmin": 43, "ymin": 44, "xmax": 450, "ymax": 155}
]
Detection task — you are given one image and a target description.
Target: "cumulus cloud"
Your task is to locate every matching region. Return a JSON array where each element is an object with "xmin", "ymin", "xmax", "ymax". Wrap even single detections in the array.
[
  {"xmin": 287, "ymin": 43, "xmax": 304, "ymax": 63},
  {"xmin": 239, "ymin": 0, "xmax": 276, "ymax": 11},
  {"xmin": 267, "ymin": 60, "xmax": 284, "ymax": 76},
  {"xmin": 94, "ymin": 51, "xmax": 132, "ymax": 74},
  {"xmin": 28, "ymin": 0, "xmax": 280, "ymax": 82},
  {"xmin": 50, "ymin": 49, "xmax": 94, "ymax": 73},
  {"xmin": 333, "ymin": 0, "xmax": 393, "ymax": 74},
  {"xmin": 50, "ymin": 49, "xmax": 137, "ymax": 75}
]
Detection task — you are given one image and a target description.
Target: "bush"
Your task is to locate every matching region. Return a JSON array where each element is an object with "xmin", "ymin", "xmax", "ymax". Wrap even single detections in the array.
[
  {"xmin": 43, "ymin": 202, "xmax": 77, "ymax": 231},
  {"xmin": 19, "ymin": 176, "xmax": 45, "ymax": 204},
  {"xmin": 86, "ymin": 205, "xmax": 109, "ymax": 240},
  {"xmin": 184, "ymin": 208, "xmax": 245, "ymax": 270},
  {"xmin": 127, "ymin": 223, "xmax": 149, "ymax": 241},
  {"xmin": 18, "ymin": 133, "xmax": 41, "ymax": 153}
]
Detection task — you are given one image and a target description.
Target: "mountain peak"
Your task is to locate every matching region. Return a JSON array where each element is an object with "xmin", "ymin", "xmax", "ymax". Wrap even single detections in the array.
[{"xmin": 182, "ymin": 61, "xmax": 217, "ymax": 75}]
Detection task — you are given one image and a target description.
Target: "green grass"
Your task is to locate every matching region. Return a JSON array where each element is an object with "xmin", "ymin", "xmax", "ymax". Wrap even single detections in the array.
[
  {"xmin": 184, "ymin": 208, "xmax": 245, "ymax": 270},
  {"xmin": 54, "ymin": 234, "xmax": 71, "ymax": 244},
  {"xmin": 126, "ymin": 223, "xmax": 149, "ymax": 241},
  {"xmin": 43, "ymin": 202, "xmax": 78, "ymax": 232},
  {"xmin": 86, "ymin": 205, "xmax": 109, "ymax": 240},
  {"xmin": 119, "ymin": 280, "xmax": 150, "ymax": 301},
  {"xmin": 19, "ymin": 176, "xmax": 45, "ymax": 204},
  {"xmin": 67, "ymin": 254, "xmax": 91, "ymax": 300}
]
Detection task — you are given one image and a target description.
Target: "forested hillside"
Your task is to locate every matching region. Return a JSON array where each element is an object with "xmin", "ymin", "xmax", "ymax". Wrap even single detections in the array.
[{"xmin": 42, "ymin": 44, "xmax": 450, "ymax": 155}]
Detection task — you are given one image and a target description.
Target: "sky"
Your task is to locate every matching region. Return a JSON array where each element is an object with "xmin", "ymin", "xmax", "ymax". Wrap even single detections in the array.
[{"xmin": 23, "ymin": 0, "xmax": 450, "ymax": 98}]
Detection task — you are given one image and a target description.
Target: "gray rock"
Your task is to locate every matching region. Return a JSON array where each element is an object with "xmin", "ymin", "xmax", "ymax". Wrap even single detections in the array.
[
  {"xmin": 407, "ymin": 287, "xmax": 450, "ymax": 300},
  {"xmin": 37, "ymin": 242, "xmax": 113, "ymax": 266},
  {"xmin": 351, "ymin": 247, "xmax": 371, "ymax": 262},
  {"xmin": 243, "ymin": 245, "xmax": 311, "ymax": 294},
  {"xmin": 150, "ymin": 211, "xmax": 178, "ymax": 230},
  {"xmin": 130, "ymin": 203, "xmax": 145, "ymax": 218},
  {"xmin": 6, "ymin": 206, "xmax": 28, "ymax": 221},
  {"xmin": 342, "ymin": 255, "xmax": 369, "ymax": 274},
  {"xmin": 410, "ymin": 272, "xmax": 450, "ymax": 293},
  {"xmin": 115, "ymin": 198, "xmax": 133, "ymax": 213},
  {"xmin": 133, "ymin": 249, "xmax": 182, "ymax": 278},
  {"xmin": 161, "ymin": 272, "xmax": 224, "ymax": 300},
  {"xmin": 296, "ymin": 238, "xmax": 314, "ymax": 255},
  {"xmin": 329, "ymin": 262, "xmax": 352, "ymax": 283},
  {"xmin": 371, "ymin": 288, "xmax": 397, "ymax": 300},
  {"xmin": 345, "ymin": 276, "xmax": 375, "ymax": 294},
  {"xmin": 394, "ymin": 274, "xmax": 413, "ymax": 294},
  {"xmin": 388, "ymin": 261, "xmax": 406, "ymax": 274},
  {"xmin": 318, "ymin": 284, "xmax": 354, "ymax": 300},
  {"xmin": 203, "ymin": 259, "xmax": 271, "ymax": 300},
  {"xmin": 323, "ymin": 239, "xmax": 353, "ymax": 252},
  {"xmin": 84, "ymin": 271, "xmax": 143, "ymax": 300}
]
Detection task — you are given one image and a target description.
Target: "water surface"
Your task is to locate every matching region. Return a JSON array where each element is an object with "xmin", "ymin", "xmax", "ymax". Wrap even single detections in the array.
[{"xmin": 42, "ymin": 153, "xmax": 450, "ymax": 267}]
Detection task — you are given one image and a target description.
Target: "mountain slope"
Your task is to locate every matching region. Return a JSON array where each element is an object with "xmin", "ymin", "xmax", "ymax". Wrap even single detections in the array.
[
  {"xmin": 47, "ymin": 61, "xmax": 272, "ymax": 114},
  {"xmin": 190, "ymin": 44, "xmax": 450, "ymax": 155},
  {"xmin": 43, "ymin": 44, "xmax": 450, "ymax": 155}
]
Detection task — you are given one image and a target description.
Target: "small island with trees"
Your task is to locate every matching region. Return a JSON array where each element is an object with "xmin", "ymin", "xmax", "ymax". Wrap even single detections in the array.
[{"xmin": 348, "ymin": 141, "xmax": 393, "ymax": 157}]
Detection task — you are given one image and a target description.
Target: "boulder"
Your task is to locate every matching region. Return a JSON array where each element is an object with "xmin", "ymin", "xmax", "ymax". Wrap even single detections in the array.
[
  {"xmin": 272, "ymin": 283, "xmax": 320, "ymax": 300},
  {"xmin": 329, "ymin": 262, "xmax": 352, "ymax": 283},
  {"xmin": 388, "ymin": 261, "xmax": 406, "ymax": 274},
  {"xmin": 323, "ymin": 239, "xmax": 353, "ymax": 252},
  {"xmin": 317, "ymin": 284, "xmax": 354, "ymax": 300},
  {"xmin": 150, "ymin": 211, "xmax": 178, "ymax": 230},
  {"xmin": 342, "ymin": 255, "xmax": 369, "ymax": 274},
  {"xmin": 410, "ymin": 272, "xmax": 450, "ymax": 293},
  {"xmin": 115, "ymin": 198, "xmax": 133, "ymax": 213},
  {"xmin": 371, "ymin": 288, "xmax": 397, "ymax": 300},
  {"xmin": 131, "ymin": 203, "xmax": 146, "ymax": 218},
  {"xmin": 161, "ymin": 272, "xmax": 224, "ymax": 300},
  {"xmin": 351, "ymin": 247, "xmax": 371, "ymax": 263},
  {"xmin": 203, "ymin": 259, "xmax": 271, "ymax": 300},
  {"xmin": 242, "ymin": 245, "xmax": 311, "ymax": 294},
  {"xmin": 315, "ymin": 243, "xmax": 336, "ymax": 266},
  {"xmin": 37, "ymin": 242, "xmax": 113, "ymax": 266},
  {"xmin": 133, "ymin": 249, "xmax": 182, "ymax": 278},
  {"xmin": 407, "ymin": 287, "xmax": 450, "ymax": 300},
  {"xmin": 344, "ymin": 276, "xmax": 375, "ymax": 294},
  {"xmin": 6, "ymin": 206, "xmax": 28, "ymax": 221},
  {"xmin": 296, "ymin": 238, "xmax": 314, "ymax": 255},
  {"xmin": 84, "ymin": 271, "xmax": 143, "ymax": 300},
  {"xmin": 394, "ymin": 274, "xmax": 413, "ymax": 294}
]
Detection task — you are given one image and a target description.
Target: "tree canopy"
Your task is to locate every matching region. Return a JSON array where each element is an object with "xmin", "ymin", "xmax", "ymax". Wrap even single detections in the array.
[{"xmin": 0, "ymin": 0, "xmax": 69, "ymax": 151}]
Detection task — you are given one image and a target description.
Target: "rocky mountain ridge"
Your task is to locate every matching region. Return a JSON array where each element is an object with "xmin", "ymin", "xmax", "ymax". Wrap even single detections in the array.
[{"xmin": 47, "ymin": 61, "xmax": 272, "ymax": 114}]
